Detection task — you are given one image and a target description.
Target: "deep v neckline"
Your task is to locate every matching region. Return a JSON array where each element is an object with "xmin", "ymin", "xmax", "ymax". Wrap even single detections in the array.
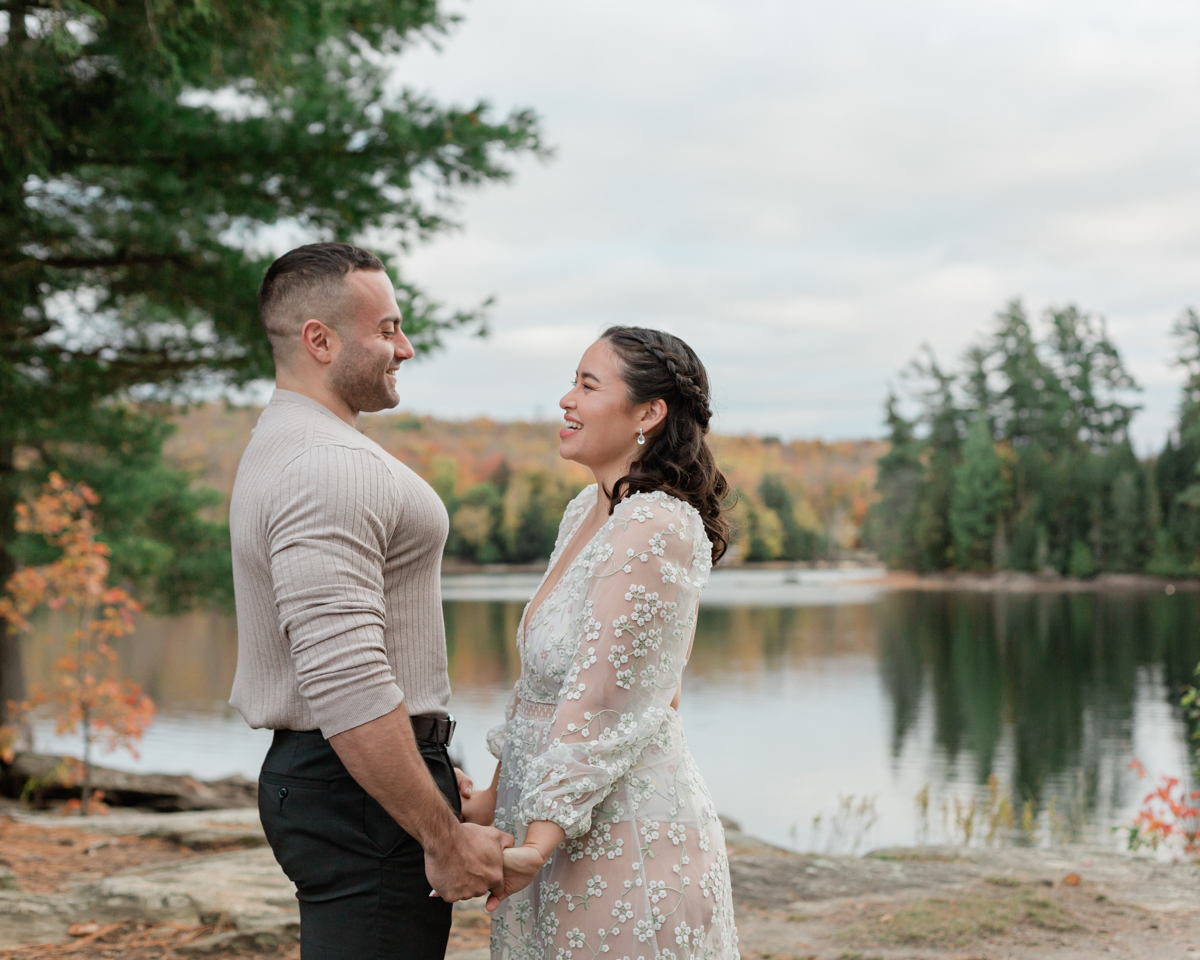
[{"xmin": 521, "ymin": 497, "xmax": 607, "ymax": 643}]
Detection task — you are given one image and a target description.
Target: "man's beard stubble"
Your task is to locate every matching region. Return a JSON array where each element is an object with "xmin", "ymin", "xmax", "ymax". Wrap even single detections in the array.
[{"xmin": 329, "ymin": 338, "xmax": 399, "ymax": 415}]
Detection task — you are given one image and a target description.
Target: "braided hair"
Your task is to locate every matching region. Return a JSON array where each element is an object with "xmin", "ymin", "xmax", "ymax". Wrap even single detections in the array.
[{"xmin": 601, "ymin": 326, "xmax": 731, "ymax": 562}]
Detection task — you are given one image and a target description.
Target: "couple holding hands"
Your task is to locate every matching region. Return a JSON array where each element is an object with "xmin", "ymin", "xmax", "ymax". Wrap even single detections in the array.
[{"xmin": 228, "ymin": 242, "xmax": 739, "ymax": 960}]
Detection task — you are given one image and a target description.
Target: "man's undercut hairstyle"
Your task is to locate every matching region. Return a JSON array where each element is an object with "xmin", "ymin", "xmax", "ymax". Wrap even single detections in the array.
[{"xmin": 257, "ymin": 242, "xmax": 386, "ymax": 360}]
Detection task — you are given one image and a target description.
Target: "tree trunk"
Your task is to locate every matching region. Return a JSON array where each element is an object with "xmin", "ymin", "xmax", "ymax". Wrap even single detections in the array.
[
  {"xmin": 0, "ymin": 437, "xmax": 28, "ymax": 752},
  {"xmin": 991, "ymin": 512, "xmax": 1008, "ymax": 571},
  {"xmin": 9, "ymin": 4, "xmax": 28, "ymax": 44}
]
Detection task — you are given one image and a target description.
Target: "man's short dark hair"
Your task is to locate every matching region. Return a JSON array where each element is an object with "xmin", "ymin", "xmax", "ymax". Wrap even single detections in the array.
[{"xmin": 257, "ymin": 242, "xmax": 386, "ymax": 359}]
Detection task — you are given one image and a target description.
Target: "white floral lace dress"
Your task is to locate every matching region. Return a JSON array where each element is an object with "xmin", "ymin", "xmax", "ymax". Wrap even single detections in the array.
[{"xmin": 487, "ymin": 486, "xmax": 739, "ymax": 960}]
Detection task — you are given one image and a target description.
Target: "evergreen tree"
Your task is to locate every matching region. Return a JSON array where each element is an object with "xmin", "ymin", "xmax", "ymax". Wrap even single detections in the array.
[
  {"xmin": 874, "ymin": 300, "xmax": 1144, "ymax": 576},
  {"xmin": 1107, "ymin": 470, "xmax": 1142, "ymax": 573},
  {"xmin": 1157, "ymin": 310, "xmax": 1200, "ymax": 569},
  {"xmin": 907, "ymin": 351, "xmax": 961, "ymax": 571},
  {"xmin": 949, "ymin": 416, "xmax": 1006, "ymax": 570},
  {"xmin": 0, "ymin": 1, "xmax": 544, "ymax": 731},
  {"xmin": 865, "ymin": 393, "xmax": 923, "ymax": 568},
  {"xmin": 759, "ymin": 474, "xmax": 820, "ymax": 561},
  {"xmin": 509, "ymin": 475, "xmax": 556, "ymax": 564}
]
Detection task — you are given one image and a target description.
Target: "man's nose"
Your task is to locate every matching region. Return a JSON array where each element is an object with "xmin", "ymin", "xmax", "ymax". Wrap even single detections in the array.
[{"xmin": 395, "ymin": 330, "xmax": 415, "ymax": 360}]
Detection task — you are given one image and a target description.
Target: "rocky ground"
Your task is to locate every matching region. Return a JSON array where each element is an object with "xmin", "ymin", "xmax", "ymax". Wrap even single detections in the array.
[{"xmin": 1, "ymin": 809, "xmax": 1197, "ymax": 959}]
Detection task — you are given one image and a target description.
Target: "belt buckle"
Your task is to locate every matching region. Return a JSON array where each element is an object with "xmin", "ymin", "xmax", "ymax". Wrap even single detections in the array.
[{"xmin": 443, "ymin": 715, "xmax": 456, "ymax": 745}]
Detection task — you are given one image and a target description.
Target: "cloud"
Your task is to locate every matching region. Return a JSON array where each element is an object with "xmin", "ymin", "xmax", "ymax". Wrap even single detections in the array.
[{"xmin": 380, "ymin": 0, "xmax": 1200, "ymax": 451}]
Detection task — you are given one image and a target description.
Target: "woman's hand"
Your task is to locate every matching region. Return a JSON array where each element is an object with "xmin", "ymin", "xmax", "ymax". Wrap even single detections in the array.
[
  {"xmin": 461, "ymin": 783, "xmax": 498, "ymax": 826},
  {"xmin": 459, "ymin": 762, "xmax": 501, "ymax": 826},
  {"xmin": 484, "ymin": 844, "xmax": 545, "ymax": 912}
]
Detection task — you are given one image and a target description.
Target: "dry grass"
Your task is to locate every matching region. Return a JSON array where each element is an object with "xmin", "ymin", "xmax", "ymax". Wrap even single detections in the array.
[{"xmin": 839, "ymin": 886, "xmax": 1080, "ymax": 949}]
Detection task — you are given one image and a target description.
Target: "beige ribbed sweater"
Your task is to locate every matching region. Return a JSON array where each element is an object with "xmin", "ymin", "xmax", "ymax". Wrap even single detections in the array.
[{"xmin": 228, "ymin": 390, "xmax": 451, "ymax": 737}]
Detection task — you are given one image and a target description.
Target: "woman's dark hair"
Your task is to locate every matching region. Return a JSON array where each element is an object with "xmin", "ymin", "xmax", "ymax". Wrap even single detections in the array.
[{"xmin": 602, "ymin": 326, "xmax": 731, "ymax": 562}]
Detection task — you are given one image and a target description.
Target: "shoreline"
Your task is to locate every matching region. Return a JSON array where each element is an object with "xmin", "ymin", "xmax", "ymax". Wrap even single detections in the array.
[
  {"xmin": 858, "ymin": 569, "xmax": 1197, "ymax": 594},
  {"xmin": 442, "ymin": 559, "xmax": 1198, "ymax": 595}
]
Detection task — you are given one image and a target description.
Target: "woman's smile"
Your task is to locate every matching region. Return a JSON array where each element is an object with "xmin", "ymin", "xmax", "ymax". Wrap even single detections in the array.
[{"xmin": 559, "ymin": 418, "xmax": 582, "ymax": 440}]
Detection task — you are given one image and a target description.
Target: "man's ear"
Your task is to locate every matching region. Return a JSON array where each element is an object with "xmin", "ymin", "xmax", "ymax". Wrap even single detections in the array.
[{"xmin": 299, "ymin": 319, "xmax": 338, "ymax": 365}]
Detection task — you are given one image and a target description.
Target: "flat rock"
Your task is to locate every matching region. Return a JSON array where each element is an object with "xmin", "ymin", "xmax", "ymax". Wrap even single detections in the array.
[
  {"xmin": 730, "ymin": 844, "xmax": 1200, "ymax": 911},
  {"xmin": 5, "ymin": 825, "xmax": 1200, "ymax": 954},
  {"xmin": 10, "ymin": 806, "xmax": 265, "ymax": 848},
  {"xmin": 0, "ymin": 848, "xmax": 296, "ymax": 948},
  {"xmin": 3, "ymin": 753, "xmax": 258, "ymax": 811}
]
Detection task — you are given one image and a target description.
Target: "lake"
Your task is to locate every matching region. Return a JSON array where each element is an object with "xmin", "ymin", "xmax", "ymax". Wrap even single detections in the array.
[{"xmin": 23, "ymin": 570, "xmax": 1200, "ymax": 854}]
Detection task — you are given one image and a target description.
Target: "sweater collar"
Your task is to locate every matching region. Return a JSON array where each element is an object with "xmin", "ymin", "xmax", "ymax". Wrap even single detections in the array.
[{"xmin": 269, "ymin": 389, "xmax": 359, "ymax": 430}]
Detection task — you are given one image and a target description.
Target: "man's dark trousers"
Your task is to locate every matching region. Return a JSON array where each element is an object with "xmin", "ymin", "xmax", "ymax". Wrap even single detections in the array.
[{"xmin": 259, "ymin": 728, "xmax": 462, "ymax": 960}]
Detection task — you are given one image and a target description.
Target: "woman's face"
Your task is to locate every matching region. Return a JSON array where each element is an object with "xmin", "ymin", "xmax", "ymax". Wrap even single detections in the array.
[{"xmin": 558, "ymin": 340, "xmax": 646, "ymax": 471}]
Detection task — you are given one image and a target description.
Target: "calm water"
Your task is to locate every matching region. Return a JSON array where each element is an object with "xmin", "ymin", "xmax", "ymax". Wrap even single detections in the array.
[{"xmin": 24, "ymin": 571, "xmax": 1200, "ymax": 853}]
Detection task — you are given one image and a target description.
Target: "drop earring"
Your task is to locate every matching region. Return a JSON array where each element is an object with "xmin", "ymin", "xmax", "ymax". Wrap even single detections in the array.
[{"xmin": 637, "ymin": 427, "xmax": 645, "ymax": 445}]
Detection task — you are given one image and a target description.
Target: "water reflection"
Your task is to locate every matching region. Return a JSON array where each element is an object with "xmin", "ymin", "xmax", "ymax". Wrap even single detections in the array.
[
  {"xmin": 878, "ymin": 592, "xmax": 1200, "ymax": 815},
  {"xmin": 21, "ymin": 588, "xmax": 1199, "ymax": 850},
  {"xmin": 873, "ymin": 592, "xmax": 1200, "ymax": 840}
]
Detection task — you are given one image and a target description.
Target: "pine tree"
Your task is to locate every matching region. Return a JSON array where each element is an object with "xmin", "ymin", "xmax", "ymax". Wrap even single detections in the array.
[
  {"xmin": 1158, "ymin": 310, "xmax": 1200, "ymax": 569},
  {"xmin": 0, "ymin": 1, "xmax": 544, "ymax": 733},
  {"xmin": 874, "ymin": 300, "xmax": 1143, "ymax": 576},
  {"xmin": 865, "ymin": 393, "xmax": 922, "ymax": 568},
  {"xmin": 949, "ymin": 417, "xmax": 1006, "ymax": 571}
]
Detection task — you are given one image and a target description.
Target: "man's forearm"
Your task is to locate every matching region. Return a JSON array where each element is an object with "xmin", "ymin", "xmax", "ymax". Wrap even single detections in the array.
[{"xmin": 328, "ymin": 704, "xmax": 459, "ymax": 855}]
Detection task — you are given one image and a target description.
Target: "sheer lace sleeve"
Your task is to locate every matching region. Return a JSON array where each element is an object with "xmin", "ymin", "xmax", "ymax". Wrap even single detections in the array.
[{"xmin": 516, "ymin": 493, "xmax": 711, "ymax": 838}]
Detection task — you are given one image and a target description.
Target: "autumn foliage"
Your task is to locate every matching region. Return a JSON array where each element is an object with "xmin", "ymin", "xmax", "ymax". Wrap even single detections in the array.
[
  {"xmin": 1123, "ymin": 759, "xmax": 1200, "ymax": 856},
  {"xmin": 0, "ymin": 475, "xmax": 155, "ymax": 813}
]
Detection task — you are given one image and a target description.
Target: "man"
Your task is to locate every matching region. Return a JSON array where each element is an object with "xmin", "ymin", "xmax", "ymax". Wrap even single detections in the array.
[{"xmin": 229, "ymin": 242, "xmax": 512, "ymax": 959}]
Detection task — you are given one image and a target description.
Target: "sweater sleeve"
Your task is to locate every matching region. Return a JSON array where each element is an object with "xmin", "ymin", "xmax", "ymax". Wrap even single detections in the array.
[{"xmin": 267, "ymin": 445, "xmax": 405, "ymax": 737}]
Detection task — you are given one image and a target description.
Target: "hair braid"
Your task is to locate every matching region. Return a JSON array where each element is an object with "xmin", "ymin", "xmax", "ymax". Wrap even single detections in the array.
[
  {"xmin": 643, "ymin": 342, "xmax": 712, "ymax": 427},
  {"xmin": 600, "ymin": 325, "xmax": 730, "ymax": 561}
]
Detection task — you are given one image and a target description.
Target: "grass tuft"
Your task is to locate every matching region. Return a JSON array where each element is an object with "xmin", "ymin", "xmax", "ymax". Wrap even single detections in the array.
[{"xmin": 838, "ymin": 889, "xmax": 1080, "ymax": 948}]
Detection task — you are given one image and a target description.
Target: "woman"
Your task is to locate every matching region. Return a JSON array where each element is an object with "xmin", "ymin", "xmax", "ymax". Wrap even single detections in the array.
[{"xmin": 462, "ymin": 326, "xmax": 739, "ymax": 960}]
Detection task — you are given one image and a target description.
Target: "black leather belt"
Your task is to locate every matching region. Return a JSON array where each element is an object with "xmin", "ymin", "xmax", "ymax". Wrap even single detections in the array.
[{"xmin": 411, "ymin": 714, "xmax": 455, "ymax": 745}]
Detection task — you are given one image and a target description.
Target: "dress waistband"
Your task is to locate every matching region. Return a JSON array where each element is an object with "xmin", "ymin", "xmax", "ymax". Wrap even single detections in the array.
[{"xmin": 516, "ymin": 697, "xmax": 556, "ymax": 723}]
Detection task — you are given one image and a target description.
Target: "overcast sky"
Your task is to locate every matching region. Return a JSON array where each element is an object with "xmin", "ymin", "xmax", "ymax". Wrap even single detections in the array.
[{"xmin": 369, "ymin": 0, "xmax": 1200, "ymax": 450}]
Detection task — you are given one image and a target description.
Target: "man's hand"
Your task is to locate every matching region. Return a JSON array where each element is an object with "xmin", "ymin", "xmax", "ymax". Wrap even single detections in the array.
[{"xmin": 426, "ymin": 822, "xmax": 513, "ymax": 902}]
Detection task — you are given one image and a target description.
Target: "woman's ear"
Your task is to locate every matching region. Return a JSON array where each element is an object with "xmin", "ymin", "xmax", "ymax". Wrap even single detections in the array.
[{"xmin": 640, "ymin": 398, "xmax": 668, "ymax": 433}]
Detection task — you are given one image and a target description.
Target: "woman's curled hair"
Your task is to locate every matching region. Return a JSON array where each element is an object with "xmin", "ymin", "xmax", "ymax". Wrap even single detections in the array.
[{"xmin": 602, "ymin": 326, "xmax": 731, "ymax": 562}]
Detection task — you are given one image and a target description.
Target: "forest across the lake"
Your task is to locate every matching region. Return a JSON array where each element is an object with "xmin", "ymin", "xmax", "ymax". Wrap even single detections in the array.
[
  {"xmin": 867, "ymin": 302, "xmax": 1200, "ymax": 578},
  {"xmin": 164, "ymin": 404, "xmax": 883, "ymax": 567}
]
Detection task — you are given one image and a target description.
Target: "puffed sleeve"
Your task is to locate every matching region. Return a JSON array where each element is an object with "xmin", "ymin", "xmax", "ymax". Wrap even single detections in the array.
[{"xmin": 516, "ymin": 494, "xmax": 710, "ymax": 838}]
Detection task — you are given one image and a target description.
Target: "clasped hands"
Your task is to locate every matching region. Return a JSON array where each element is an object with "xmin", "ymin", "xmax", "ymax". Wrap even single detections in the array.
[{"xmin": 431, "ymin": 769, "xmax": 560, "ymax": 913}]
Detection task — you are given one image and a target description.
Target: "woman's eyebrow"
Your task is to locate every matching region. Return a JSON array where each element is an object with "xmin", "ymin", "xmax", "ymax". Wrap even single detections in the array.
[{"xmin": 578, "ymin": 369, "xmax": 601, "ymax": 383}]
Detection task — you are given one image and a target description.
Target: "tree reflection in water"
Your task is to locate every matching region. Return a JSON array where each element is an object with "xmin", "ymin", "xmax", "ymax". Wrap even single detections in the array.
[{"xmin": 876, "ymin": 590, "xmax": 1200, "ymax": 827}]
